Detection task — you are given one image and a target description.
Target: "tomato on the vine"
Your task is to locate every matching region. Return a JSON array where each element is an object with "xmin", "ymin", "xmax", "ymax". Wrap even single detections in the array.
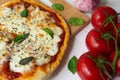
[
  {"xmin": 91, "ymin": 6, "xmax": 118, "ymax": 32},
  {"xmin": 76, "ymin": 51, "xmax": 112, "ymax": 80},
  {"xmin": 75, "ymin": 5, "xmax": 120, "ymax": 80},
  {"xmin": 86, "ymin": 29, "xmax": 115, "ymax": 56}
]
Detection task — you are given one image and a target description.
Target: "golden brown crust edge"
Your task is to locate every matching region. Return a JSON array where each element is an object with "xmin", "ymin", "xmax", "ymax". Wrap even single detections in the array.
[{"xmin": 0, "ymin": 0, "xmax": 70, "ymax": 80}]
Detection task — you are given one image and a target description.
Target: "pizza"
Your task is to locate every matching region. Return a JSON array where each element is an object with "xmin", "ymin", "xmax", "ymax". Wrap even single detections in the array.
[{"xmin": 0, "ymin": 0, "xmax": 69, "ymax": 80}]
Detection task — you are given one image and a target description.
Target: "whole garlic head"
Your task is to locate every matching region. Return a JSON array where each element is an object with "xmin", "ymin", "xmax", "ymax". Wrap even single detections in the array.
[{"xmin": 74, "ymin": 0, "xmax": 100, "ymax": 13}]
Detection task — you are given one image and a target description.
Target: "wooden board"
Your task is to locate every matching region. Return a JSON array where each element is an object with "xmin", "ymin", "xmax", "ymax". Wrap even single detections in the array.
[
  {"xmin": 0, "ymin": 0, "xmax": 90, "ymax": 38},
  {"xmin": 50, "ymin": 0, "xmax": 90, "ymax": 37}
]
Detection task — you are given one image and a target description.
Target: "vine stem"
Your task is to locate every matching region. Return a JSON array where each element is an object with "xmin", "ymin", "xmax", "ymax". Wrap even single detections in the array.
[{"xmin": 110, "ymin": 19, "xmax": 119, "ymax": 73}]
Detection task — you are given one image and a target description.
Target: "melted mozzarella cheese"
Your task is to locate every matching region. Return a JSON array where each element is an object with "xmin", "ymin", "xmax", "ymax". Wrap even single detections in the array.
[
  {"xmin": 51, "ymin": 26, "xmax": 63, "ymax": 36},
  {"xmin": 0, "ymin": 41, "xmax": 8, "ymax": 64},
  {"xmin": 1, "ymin": 7, "xmax": 12, "ymax": 17},
  {"xmin": 10, "ymin": 51, "xmax": 34, "ymax": 73}
]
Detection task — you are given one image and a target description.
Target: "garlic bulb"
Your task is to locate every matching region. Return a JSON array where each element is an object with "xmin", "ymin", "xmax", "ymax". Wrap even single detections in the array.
[{"xmin": 73, "ymin": 0, "xmax": 100, "ymax": 13}]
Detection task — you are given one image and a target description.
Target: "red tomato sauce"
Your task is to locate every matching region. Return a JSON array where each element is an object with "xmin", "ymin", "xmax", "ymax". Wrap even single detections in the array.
[{"xmin": 0, "ymin": 62, "xmax": 21, "ymax": 80}]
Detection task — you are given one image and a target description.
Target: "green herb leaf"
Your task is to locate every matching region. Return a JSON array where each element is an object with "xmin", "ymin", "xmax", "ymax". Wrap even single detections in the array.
[
  {"xmin": 14, "ymin": 33, "xmax": 29, "ymax": 43},
  {"xmin": 52, "ymin": 3, "xmax": 64, "ymax": 11},
  {"xmin": 42, "ymin": 28, "xmax": 54, "ymax": 38},
  {"xmin": 68, "ymin": 17, "xmax": 85, "ymax": 26},
  {"xmin": 20, "ymin": 9, "xmax": 28, "ymax": 17},
  {"xmin": 19, "ymin": 56, "xmax": 33, "ymax": 65},
  {"xmin": 68, "ymin": 56, "xmax": 78, "ymax": 74}
]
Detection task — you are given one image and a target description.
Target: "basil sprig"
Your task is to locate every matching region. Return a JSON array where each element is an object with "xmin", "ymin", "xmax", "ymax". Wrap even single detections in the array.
[
  {"xmin": 19, "ymin": 56, "xmax": 33, "ymax": 65},
  {"xmin": 14, "ymin": 33, "xmax": 29, "ymax": 43},
  {"xmin": 42, "ymin": 28, "xmax": 54, "ymax": 38},
  {"xmin": 20, "ymin": 9, "xmax": 28, "ymax": 17},
  {"xmin": 68, "ymin": 17, "xmax": 85, "ymax": 26},
  {"xmin": 52, "ymin": 3, "xmax": 64, "ymax": 11},
  {"xmin": 68, "ymin": 56, "xmax": 78, "ymax": 74}
]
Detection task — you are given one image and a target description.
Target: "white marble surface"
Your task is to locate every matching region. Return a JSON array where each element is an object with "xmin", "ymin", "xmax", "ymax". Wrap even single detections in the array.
[{"xmin": 39, "ymin": 0, "xmax": 120, "ymax": 80}]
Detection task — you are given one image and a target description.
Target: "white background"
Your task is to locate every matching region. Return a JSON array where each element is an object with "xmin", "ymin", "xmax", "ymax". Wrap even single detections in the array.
[{"xmin": 39, "ymin": 0, "xmax": 120, "ymax": 80}]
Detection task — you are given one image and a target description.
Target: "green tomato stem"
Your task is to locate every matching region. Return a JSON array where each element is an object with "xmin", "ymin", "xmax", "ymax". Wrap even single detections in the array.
[{"xmin": 110, "ymin": 19, "xmax": 119, "ymax": 74}]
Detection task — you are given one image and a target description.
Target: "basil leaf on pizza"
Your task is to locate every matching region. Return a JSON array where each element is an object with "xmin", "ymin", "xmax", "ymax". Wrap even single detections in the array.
[
  {"xmin": 0, "ymin": 0, "xmax": 69, "ymax": 80},
  {"xmin": 14, "ymin": 33, "xmax": 29, "ymax": 43},
  {"xmin": 20, "ymin": 9, "xmax": 28, "ymax": 17},
  {"xmin": 43, "ymin": 28, "xmax": 54, "ymax": 38},
  {"xmin": 19, "ymin": 56, "xmax": 34, "ymax": 65}
]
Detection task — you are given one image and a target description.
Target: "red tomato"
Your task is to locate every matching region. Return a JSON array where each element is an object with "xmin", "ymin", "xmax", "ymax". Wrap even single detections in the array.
[
  {"xmin": 86, "ymin": 29, "xmax": 115, "ymax": 56},
  {"xmin": 76, "ymin": 51, "xmax": 112, "ymax": 80},
  {"xmin": 109, "ymin": 50, "xmax": 120, "ymax": 76},
  {"xmin": 91, "ymin": 6, "xmax": 118, "ymax": 32}
]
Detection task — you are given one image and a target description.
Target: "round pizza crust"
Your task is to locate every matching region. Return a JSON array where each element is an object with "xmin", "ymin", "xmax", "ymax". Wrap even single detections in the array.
[{"xmin": 0, "ymin": 0, "xmax": 70, "ymax": 80}]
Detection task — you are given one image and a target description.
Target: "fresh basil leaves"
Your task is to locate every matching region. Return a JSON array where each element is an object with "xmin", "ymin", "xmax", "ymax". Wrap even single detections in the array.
[
  {"xmin": 52, "ymin": 3, "xmax": 85, "ymax": 26},
  {"xmin": 19, "ymin": 56, "xmax": 33, "ymax": 65},
  {"xmin": 14, "ymin": 33, "xmax": 29, "ymax": 43},
  {"xmin": 20, "ymin": 9, "xmax": 28, "ymax": 17},
  {"xmin": 68, "ymin": 56, "xmax": 78, "ymax": 74},
  {"xmin": 42, "ymin": 28, "xmax": 54, "ymax": 38},
  {"xmin": 52, "ymin": 3, "xmax": 64, "ymax": 11},
  {"xmin": 68, "ymin": 17, "xmax": 85, "ymax": 26}
]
